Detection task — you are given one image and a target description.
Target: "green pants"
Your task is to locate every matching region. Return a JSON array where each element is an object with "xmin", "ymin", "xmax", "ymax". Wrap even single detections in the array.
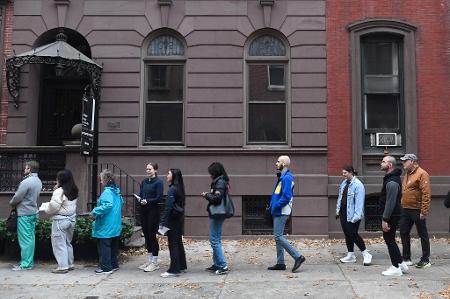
[{"xmin": 17, "ymin": 214, "xmax": 37, "ymax": 268}]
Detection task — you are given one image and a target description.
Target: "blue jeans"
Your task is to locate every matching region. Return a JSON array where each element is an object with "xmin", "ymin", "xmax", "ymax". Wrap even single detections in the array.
[
  {"xmin": 209, "ymin": 218, "xmax": 227, "ymax": 268},
  {"xmin": 97, "ymin": 237, "xmax": 119, "ymax": 271},
  {"xmin": 273, "ymin": 215, "xmax": 300, "ymax": 264}
]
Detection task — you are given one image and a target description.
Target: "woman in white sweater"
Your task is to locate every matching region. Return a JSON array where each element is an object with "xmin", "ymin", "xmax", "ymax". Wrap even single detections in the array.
[{"xmin": 42, "ymin": 169, "xmax": 78, "ymax": 273}]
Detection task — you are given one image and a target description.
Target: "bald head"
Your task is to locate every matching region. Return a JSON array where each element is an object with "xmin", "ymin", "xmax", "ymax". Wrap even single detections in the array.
[{"xmin": 276, "ymin": 155, "xmax": 291, "ymax": 171}]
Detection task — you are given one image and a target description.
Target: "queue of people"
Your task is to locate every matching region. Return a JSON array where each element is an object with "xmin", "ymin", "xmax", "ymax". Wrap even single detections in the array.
[{"xmin": 8, "ymin": 153, "xmax": 436, "ymax": 278}]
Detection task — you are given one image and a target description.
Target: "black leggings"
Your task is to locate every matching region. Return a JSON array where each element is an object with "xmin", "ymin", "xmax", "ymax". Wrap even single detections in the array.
[
  {"xmin": 339, "ymin": 210, "xmax": 366, "ymax": 252},
  {"xmin": 140, "ymin": 207, "xmax": 160, "ymax": 256}
]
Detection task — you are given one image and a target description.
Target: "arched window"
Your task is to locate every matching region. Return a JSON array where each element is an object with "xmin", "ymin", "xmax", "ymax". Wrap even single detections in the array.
[
  {"xmin": 245, "ymin": 33, "xmax": 289, "ymax": 144},
  {"xmin": 142, "ymin": 32, "xmax": 185, "ymax": 144}
]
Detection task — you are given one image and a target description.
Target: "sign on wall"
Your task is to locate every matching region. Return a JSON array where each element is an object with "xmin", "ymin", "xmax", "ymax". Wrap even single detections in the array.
[{"xmin": 80, "ymin": 87, "xmax": 96, "ymax": 156}]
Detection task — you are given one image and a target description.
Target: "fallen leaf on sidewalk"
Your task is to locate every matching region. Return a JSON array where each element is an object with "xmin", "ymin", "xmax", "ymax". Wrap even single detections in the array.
[{"xmin": 174, "ymin": 279, "xmax": 201, "ymax": 289}]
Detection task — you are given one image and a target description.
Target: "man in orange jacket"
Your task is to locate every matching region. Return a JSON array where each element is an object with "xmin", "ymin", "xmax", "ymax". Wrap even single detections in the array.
[{"xmin": 399, "ymin": 154, "xmax": 431, "ymax": 269}]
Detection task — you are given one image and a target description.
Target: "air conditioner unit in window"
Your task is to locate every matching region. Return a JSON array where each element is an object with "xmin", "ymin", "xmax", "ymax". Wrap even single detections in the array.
[{"xmin": 375, "ymin": 133, "xmax": 398, "ymax": 147}]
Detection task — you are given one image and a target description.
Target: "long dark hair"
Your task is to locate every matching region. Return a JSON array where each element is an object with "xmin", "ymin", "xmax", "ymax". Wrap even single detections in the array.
[
  {"xmin": 170, "ymin": 168, "xmax": 185, "ymax": 202},
  {"xmin": 57, "ymin": 169, "xmax": 78, "ymax": 201},
  {"xmin": 207, "ymin": 162, "xmax": 229, "ymax": 182}
]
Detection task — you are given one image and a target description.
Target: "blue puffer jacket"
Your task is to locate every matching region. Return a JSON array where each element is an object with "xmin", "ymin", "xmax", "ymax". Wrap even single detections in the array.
[{"xmin": 91, "ymin": 184, "xmax": 123, "ymax": 238}]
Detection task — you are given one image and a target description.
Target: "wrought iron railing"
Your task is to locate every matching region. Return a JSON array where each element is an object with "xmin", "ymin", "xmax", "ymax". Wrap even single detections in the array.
[
  {"xmin": 365, "ymin": 193, "xmax": 382, "ymax": 231},
  {"xmin": 88, "ymin": 163, "xmax": 141, "ymax": 225},
  {"xmin": 0, "ymin": 151, "xmax": 66, "ymax": 192},
  {"xmin": 242, "ymin": 195, "xmax": 291, "ymax": 235}
]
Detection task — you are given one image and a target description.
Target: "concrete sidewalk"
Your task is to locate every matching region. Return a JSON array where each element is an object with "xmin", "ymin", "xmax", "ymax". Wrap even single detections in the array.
[{"xmin": 0, "ymin": 238, "xmax": 449, "ymax": 299}]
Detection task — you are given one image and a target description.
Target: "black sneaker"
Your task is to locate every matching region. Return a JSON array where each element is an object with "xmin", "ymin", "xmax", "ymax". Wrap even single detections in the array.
[
  {"xmin": 267, "ymin": 264, "xmax": 286, "ymax": 270},
  {"xmin": 415, "ymin": 260, "xmax": 431, "ymax": 269},
  {"xmin": 205, "ymin": 265, "xmax": 218, "ymax": 272},
  {"xmin": 292, "ymin": 256, "xmax": 306, "ymax": 273},
  {"xmin": 95, "ymin": 268, "xmax": 113, "ymax": 275},
  {"xmin": 215, "ymin": 267, "xmax": 230, "ymax": 275}
]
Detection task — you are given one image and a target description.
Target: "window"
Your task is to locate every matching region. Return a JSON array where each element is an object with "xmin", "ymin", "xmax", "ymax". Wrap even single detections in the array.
[
  {"xmin": 246, "ymin": 34, "xmax": 288, "ymax": 144},
  {"xmin": 143, "ymin": 33, "xmax": 185, "ymax": 144},
  {"xmin": 361, "ymin": 36, "xmax": 403, "ymax": 148}
]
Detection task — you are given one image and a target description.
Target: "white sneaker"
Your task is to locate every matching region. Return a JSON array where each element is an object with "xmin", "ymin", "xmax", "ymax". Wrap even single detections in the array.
[
  {"xmin": 403, "ymin": 260, "xmax": 414, "ymax": 266},
  {"xmin": 160, "ymin": 271, "xmax": 178, "ymax": 278},
  {"xmin": 382, "ymin": 265, "xmax": 402, "ymax": 276},
  {"xmin": 340, "ymin": 253, "xmax": 356, "ymax": 263},
  {"xmin": 363, "ymin": 251, "xmax": 372, "ymax": 266},
  {"xmin": 143, "ymin": 263, "xmax": 159, "ymax": 272},
  {"xmin": 138, "ymin": 262, "xmax": 150, "ymax": 270},
  {"xmin": 399, "ymin": 262, "xmax": 409, "ymax": 273}
]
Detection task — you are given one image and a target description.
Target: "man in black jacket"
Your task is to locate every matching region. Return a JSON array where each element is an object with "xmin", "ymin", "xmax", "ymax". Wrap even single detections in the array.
[{"xmin": 379, "ymin": 156, "xmax": 409, "ymax": 276}]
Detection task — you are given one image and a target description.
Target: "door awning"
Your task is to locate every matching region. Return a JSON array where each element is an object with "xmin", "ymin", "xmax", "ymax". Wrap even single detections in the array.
[{"xmin": 6, "ymin": 30, "xmax": 102, "ymax": 108}]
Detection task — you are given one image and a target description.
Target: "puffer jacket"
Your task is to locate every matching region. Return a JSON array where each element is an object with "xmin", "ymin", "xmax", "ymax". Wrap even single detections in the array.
[
  {"xmin": 401, "ymin": 165, "xmax": 431, "ymax": 216},
  {"xmin": 91, "ymin": 184, "xmax": 123, "ymax": 238},
  {"xmin": 44, "ymin": 187, "xmax": 77, "ymax": 217}
]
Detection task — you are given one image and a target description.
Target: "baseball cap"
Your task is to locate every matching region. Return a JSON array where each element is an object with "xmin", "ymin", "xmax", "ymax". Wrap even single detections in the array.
[{"xmin": 400, "ymin": 153, "xmax": 418, "ymax": 161}]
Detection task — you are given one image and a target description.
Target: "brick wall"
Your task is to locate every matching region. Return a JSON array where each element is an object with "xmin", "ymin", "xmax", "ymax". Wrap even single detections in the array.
[
  {"xmin": 327, "ymin": 0, "xmax": 450, "ymax": 175},
  {"xmin": 0, "ymin": 0, "xmax": 13, "ymax": 144}
]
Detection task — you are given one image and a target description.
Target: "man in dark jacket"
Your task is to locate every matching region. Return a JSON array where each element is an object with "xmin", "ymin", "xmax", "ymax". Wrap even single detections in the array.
[{"xmin": 379, "ymin": 156, "xmax": 409, "ymax": 276}]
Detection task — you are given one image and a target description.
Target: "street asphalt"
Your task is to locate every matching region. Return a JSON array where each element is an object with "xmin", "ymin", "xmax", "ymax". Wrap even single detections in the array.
[{"xmin": 0, "ymin": 237, "xmax": 449, "ymax": 299}]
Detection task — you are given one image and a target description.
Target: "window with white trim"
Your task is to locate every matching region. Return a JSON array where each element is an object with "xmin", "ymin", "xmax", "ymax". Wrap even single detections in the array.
[{"xmin": 246, "ymin": 34, "xmax": 288, "ymax": 144}]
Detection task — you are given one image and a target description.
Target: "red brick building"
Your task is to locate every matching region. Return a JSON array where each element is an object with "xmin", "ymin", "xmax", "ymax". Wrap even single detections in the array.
[{"xmin": 327, "ymin": 0, "xmax": 450, "ymax": 235}]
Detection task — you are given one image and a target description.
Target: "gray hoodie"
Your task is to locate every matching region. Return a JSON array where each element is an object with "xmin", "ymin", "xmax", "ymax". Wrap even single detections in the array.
[{"xmin": 10, "ymin": 173, "xmax": 43, "ymax": 216}]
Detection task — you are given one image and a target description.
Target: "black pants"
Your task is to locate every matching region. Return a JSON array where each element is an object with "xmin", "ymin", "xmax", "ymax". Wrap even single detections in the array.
[
  {"xmin": 140, "ymin": 207, "xmax": 160, "ymax": 256},
  {"xmin": 383, "ymin": 216, "xmax": 402, "ymax": 267},
  {"xmin": 400, "ymin": 209, "xmax": 430, "ymax": 262},
  {"xmin": 167, "ymin": 216, "xmax": 187, "ymax": 274},
  {"xmin": 339, "ymin": 210, "xmax": 366, "ymax": 252},
  {"xmin": 97, "ymin": 237, "xmax": 119, "ymax": 271}
]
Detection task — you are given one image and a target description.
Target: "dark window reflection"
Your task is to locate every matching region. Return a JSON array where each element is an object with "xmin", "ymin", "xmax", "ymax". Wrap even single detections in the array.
[
  {"xmin": 365, "ymin": 94, "xmax": 399, "ymax": 129},
  {"xmin": 145, "ymin": 103, "xmax": 183, "ymax": 142},
  {"xmin": 248, "ymin": 103, "xmax": 286, "ymax": 143}
]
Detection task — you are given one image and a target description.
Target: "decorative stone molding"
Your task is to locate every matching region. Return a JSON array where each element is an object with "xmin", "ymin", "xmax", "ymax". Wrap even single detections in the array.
[
  {"xmin": 260, "ymin": 0, "xmax": 274, "ymax": 27},
  {"xmin": 54, "ymin": 0, "xmax": 70, "ymax": 28},
  {"xmin": 158, "ymin": 0, "xmax": 172, "ymax": 27}
]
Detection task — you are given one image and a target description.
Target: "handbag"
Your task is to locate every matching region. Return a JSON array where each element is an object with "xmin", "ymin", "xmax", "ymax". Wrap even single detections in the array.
[
  {"xmin": 208, "ymin": 191, "xmax": 235, "ymax": 219},
  {"xmin": 6, "ymin": 208, "xmax": 17, "ymax": 232}
]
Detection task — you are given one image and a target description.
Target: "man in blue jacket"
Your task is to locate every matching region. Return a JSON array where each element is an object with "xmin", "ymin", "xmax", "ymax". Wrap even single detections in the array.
[{"xmin": 268, "ymin": 155, "xmax": 306, "ymax": 272}]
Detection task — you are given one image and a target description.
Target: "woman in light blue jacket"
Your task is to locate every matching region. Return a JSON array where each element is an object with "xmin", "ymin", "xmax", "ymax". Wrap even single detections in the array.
[
  {"xmin": 91, "ymin": 169, "xmax": 123, "ymax": 274},
  {"xmin": 336, "ymin": 165, "xmax": 372, "ymax": 266}
]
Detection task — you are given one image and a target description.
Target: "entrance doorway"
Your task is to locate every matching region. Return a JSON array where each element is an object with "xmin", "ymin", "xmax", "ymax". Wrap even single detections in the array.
[{"xmin": 38, "ymin": 74, "xmax": 88, "ymax": 145}]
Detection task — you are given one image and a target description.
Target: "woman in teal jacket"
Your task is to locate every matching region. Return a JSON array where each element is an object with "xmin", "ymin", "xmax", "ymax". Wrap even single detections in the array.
[{"xmin": 91, "ymin": 169, "xmax": 123, "ymax": 274}]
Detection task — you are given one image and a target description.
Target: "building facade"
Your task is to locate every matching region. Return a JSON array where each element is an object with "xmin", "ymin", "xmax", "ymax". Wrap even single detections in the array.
[
  {"xmin": 0, "ymin": 0, "xmax": 448, "ymax": 236},
  {"xmin": 327, "ymin": 0, "xmax": 450, "ymax": 235}
]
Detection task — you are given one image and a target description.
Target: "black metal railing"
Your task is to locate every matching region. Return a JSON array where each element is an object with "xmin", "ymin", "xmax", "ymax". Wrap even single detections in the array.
[
  {"xmin": 365, "ymin": 193, "xmax": 381, "ymax": 231},
  {"xmin": 0, "ymin": 151, "xmax": 66, "ymax": 192},
  {"xmin": 242, "ymin": 195, "xmax": 291, "ymax": 235},
  {"xmin": 88, "ymin": 163, "xmax": 141, "ymax": 224}
]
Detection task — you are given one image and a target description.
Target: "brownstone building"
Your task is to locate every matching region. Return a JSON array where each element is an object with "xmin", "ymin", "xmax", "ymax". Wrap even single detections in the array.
[{"xmin": 0, "ymin": 0, "xmax": 448, "ymax": 236}]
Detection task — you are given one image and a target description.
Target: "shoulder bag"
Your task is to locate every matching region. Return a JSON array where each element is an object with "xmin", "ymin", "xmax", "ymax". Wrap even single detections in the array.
[
  {"xmin": 208, "ymin": 190, "xmax": 235, "ymax": 219},
  {"xmin": 6, "ymin": 208, "xmax": 17, "ymax": 232}
]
